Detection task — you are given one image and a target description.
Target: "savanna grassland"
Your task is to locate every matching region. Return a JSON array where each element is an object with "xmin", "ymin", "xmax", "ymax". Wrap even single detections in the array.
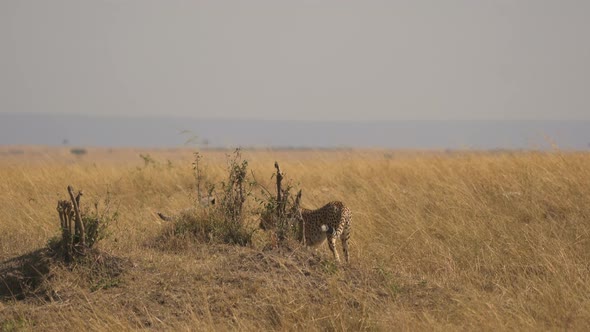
[{"xmin": 1, "ymin": 146, "xmax": 590, "ymax": 331}]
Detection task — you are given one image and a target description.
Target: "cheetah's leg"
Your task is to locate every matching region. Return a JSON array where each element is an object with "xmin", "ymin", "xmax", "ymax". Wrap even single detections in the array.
[
  {"xmin": 340, "ymin": 211, "xmax": 352, "ymax": 264},
  {"xmin": 341, "ymin": 230, "xmax": 350, "ymax": 264},
  {"xmin": 327, "ymin": 235, "xmax": 341, "ymax": 263}
]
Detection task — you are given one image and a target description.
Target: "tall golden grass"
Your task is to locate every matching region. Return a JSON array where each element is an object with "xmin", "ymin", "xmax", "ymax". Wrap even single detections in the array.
[{"xmin": 1, "ymin": 147, "xmax": 589, "ymax": 330}]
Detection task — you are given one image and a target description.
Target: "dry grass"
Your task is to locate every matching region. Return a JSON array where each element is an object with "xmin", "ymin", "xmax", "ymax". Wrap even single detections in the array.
[{"xmin": 1, "ymin": 147, "xmax": 590, "ymax": 331}]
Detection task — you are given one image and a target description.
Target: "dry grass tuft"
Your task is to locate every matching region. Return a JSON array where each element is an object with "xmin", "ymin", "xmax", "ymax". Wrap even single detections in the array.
[{"xmin": 1, "ymin": 147, "xmax": 590, "ymax": 330}]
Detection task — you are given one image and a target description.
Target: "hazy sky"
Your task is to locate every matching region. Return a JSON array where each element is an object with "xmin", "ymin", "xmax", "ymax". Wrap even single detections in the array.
[{"xmin": 1, "ymin": 1, "xmax": 589, "ymax": 121}]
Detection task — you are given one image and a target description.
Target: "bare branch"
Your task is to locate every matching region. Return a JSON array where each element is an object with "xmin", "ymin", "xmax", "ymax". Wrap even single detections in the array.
[
  {"xmin": 275, "ymin": 162, "xmax": 284, "ymax": 217},
  {"xmin": 68, "ymin": 185, "xmax": 86, "ymax": 249}
]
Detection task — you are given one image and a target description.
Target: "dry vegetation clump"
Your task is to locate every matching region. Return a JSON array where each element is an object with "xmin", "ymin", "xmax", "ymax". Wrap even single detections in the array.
[
  {"xmin": 0, "ymin": 183, "xmax": 125, "ymax": 313},
  {"xmin": 51, "ymin": 185, "xmax": 117, "ymax": 261},
  {"xmin": 154, "ymin": 149, "xmax": 263, "ymax": 249},
  {"xmin": 1, "ymin": 148, "xmax": 590, "ymax": 330},
  {"xmin": 154, "ymin": 206, "xmax": 255, "ymax": 250},
  {"xmin": 154, "ymin": 149, "xmax": 304, "ymax": 252}
]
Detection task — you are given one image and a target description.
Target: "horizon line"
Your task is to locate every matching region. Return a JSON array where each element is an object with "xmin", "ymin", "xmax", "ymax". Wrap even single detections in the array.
[{"xmin": 1, "ymin": 111, "xmax": 589, "ymax": 123}]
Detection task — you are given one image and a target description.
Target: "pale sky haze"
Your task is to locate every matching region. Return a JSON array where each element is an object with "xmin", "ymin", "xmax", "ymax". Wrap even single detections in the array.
[{"xmin": 1, "ymin": 0, "xmax": 589, "ymax": 121}]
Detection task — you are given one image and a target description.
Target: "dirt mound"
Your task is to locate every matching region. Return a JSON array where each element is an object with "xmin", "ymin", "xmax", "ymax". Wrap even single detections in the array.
[
  {"xmin": 0, "ymin": 249, "xmax": 51, "ymax": 301},
  {"xmin": 0, "ymin": 240, "xmax": 455, "ymax": 330},
  {"xmin": 97, "ymin": 242, "xmax": 452, "ymax": 330},
  {"xmin": 0, "ymin": 248, "xmax": 128, "ymax": 303}
]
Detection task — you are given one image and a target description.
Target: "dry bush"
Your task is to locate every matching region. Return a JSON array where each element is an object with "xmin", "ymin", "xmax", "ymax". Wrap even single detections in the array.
[
  {"xmin": 156, "ymin": 149, "xmax": 259, "ymax": 248},
  {"xmin": 256, "ymin": 161, "xmax": 301, "ymax": 248},
  {"xmin": 51, "ymin": 186, "xmax": 118, "ymax": 261},
  {"xmin": 0, "ymin": 185, "xmax": 123, "ymax": 306},
  {"xmin": 156, "ymin": 207, "xmax": 255, "ymax": 248},
  {"xmin": 157, "ymin": 149, "xmax": 305, "ymax": 250}
]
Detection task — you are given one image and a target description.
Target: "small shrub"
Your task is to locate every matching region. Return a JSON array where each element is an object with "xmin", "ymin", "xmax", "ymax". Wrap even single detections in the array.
[
  {"xmin": 139, "ymin": 153, "xmax": 156, "ymax": 167},
  {"xmin": 206, "ymin": 148, "xmax": 257, "ymax": 245},
  {"xmin": 219, "ymin": 148, "xmax": 252, "ymax": 224},
  {"xmin": 255, "ymin": 162, "xmax": 301, "ymax": 248},
  {"xmin": 159, "ymin": 149, "xmax": 302, "ymax": 249},
  {"xmin": 168, "ymin": 208, "xmax": 254, "ymax": 246},
  {"xmin": 53, "ymin": 187, "xmax": 118, "ymax": 262},
  {"xmin": 70, "ymin": 148, "xmax": 87, "ymax": 156},
  {"xmin": 82, "ymin": 209, "xmax": 116, "ymax": 249}
]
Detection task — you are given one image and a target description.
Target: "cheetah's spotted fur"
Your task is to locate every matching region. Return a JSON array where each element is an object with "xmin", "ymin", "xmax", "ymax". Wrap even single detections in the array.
[{"xmin": 291, "ymin": 190, "xmax": 352, "ymax": 263}]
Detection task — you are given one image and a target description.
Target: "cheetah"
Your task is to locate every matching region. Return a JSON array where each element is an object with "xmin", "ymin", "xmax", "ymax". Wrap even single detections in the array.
[{"xmin": 290, "ymin": 190, "xmax": 352, "ymax": 264}]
